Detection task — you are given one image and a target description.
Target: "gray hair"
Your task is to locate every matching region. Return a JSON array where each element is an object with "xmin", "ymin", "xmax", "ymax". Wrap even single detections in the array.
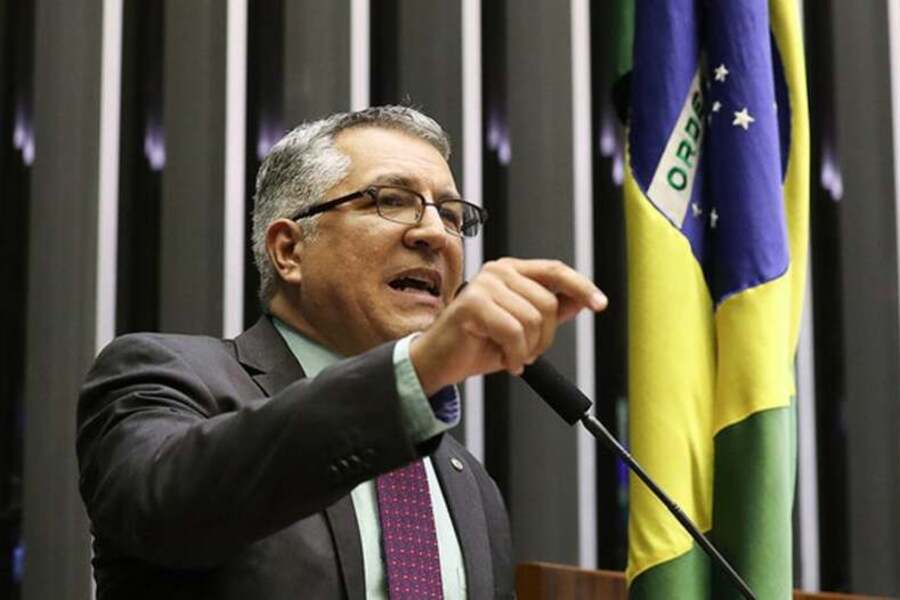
[{"xmin": 252, "ymin": 105, "xmax": 451, "ymax": 307}]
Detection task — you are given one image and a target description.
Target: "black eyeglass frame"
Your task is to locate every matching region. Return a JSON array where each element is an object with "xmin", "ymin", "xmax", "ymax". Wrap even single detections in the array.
[{"xmin": 290, "ymin": 185, "xmax": 488, "ymax": 238}]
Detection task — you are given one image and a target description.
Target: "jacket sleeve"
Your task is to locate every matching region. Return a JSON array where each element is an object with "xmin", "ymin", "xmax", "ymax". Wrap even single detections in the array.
[{"xmin": 76, "ymin": 333, "xmax": 424, "ymax": 569}]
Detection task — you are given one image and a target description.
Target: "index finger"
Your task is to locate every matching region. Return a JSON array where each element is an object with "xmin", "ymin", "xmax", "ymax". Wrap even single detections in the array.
[{"xmin": 507, "ymin": 258, "xmax": 607, "ymax": 314}]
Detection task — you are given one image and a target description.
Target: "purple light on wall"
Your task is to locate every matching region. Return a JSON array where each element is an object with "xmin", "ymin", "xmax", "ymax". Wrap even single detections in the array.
[
  {"xmin": 599, "ymin": 108, "xmax": 625, "ymax": 187},
  {"xmin": 486, "ymin": 110, "xmax": 511, "ymax": 166},
  {"xmin": 144, "ymin": 122, "xmax": 166, "ymax": 171},
  {"xmin": 599, "ymin": 110, "xmax": 618, "ymax": 158},
  {"xmin": 256, "ymin": 115, "xmax": 284, "ymax": 161},
  {"xmin": 12, "ymin": 540, "xmax": 24, "ymax": 583},
  {"xmin": 820, "ymin": 144, "xmax": 843, "ymax": 201},
  {"xmin": 12, "ymin": 100, "xmax": 35, "ymax": 166},
  {"xmin": 612, "ymin": 150, "xmax": 624, "ymax": 187}
]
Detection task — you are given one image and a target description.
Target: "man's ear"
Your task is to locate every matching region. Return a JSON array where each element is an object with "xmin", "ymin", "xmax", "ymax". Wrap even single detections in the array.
[{"xmin": 265, "ymin": 219, "xmax": 305, "ymax": 287}]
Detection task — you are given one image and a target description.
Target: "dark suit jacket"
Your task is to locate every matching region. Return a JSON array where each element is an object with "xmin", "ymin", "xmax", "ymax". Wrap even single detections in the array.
[{"xmin": 77, "ymin": 316, "xmax": 513, "ymax": 599}]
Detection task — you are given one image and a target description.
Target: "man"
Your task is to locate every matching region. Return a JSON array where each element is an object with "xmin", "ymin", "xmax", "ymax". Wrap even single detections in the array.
[{"xmin": 77, "ymin": 106, "xmax": 607, "ymax": 599}]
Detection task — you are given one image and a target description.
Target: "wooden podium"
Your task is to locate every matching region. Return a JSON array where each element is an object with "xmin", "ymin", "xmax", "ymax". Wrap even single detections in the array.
[
  {"xmin": 516, "ymin": 562, "xmax": 891, "ymax": 600},
  {"xmin": 517, "ymin": 562, "xmax": 627, "ymax": 599}
]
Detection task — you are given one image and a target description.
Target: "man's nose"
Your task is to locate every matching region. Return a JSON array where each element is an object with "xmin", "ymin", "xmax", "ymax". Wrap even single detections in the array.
[{"xmin": 405, "ymin": 204, "xmax": 449, "ymax": 250}]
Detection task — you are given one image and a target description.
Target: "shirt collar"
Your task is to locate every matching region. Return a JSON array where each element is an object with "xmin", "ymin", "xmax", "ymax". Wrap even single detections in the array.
[{"xmin": 271, "ymin": 317, "xmax": 342, "ymax": 377}]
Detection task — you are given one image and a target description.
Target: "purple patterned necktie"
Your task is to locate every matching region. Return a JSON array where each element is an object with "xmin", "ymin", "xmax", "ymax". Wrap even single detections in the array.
[{"xmin": 376, "ymin": 459, "xmax": 444, "ymax": 599}]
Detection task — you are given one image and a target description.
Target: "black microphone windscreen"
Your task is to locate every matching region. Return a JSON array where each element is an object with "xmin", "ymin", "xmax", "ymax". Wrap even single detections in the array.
[{"xmin": 520, "ymin": 357, "xmax": 592, "ymax": 425}]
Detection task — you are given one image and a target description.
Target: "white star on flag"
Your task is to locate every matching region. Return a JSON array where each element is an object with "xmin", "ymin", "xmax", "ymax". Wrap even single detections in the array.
[
  {"xmin": 712, "ymin": 101, "xmax": 722, "ymax": 112},
  {"xmin": 710, "ymin": 208, "xmax": 719, "ymax": 229},
  {"xmin": 732, "ymin": 107, "xmax": 755, "ymax": 130},
  {"xmin": 691, "ymin": 203, "xmax": 703, "ymax": 218},
  {"xmin": 713, "ymin": 64, "xmax": 729, "ymax": 82}
]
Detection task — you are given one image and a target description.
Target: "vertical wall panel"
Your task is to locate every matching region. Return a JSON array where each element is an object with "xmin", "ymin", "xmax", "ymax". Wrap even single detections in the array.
[
  {"xmin": 223, "ymin": 0, "xmax": 247, "ymax": 339},
  {"xmin": 116, "ymin": 0, "xmax": 164, "ymax": 335},
  {"xmin": 829, "ymin": 1, "xmax": 900, "ymax": 595},
  {"xmin": 796, "ymin": 269, "xmax": 820, "ymax": 590},
  {"xmin": 160, "ymin": 0, "xmax": 226, "ymax": 334},
  {"xmin": 892, "ymin": 0, "xmax": 900, "ymax": 307},
  {"xmin": 283, "ymin": 0, "xmax": 350, "ymax": 124},
  {"xmin": 570, "ymin": 0, "xmax": 596, "ymax": 569},
  {"xmin": 590, "ymin": 0, "xmax": 630, "ymax": 572},
  {"xmin": 394, "ymin": 0, "xmax": 463, "ymax": 181},
  {"xmin": 350, "ymin": 0, "xmax": 370, "ymax": 111},
  {"xmin": 504, "ymin": 0, "xmax": 581, "ymax": 565},
  {"xmin": 462, "ymin": 0, "xmax": 486, "ymax": 461},
  {"xmin": 371, "ymin": 0, "xmax": 463, "ymax": 178},
  {"xmin": 96, "ymin": 0, "xmax": 123, "ymax": 353},
  {"xmin": 481, "ymin": 0, "xmax": 512, "ymax": 504},
  {"xmin": 0, "ymin": 0, "xmax": 33, "ymax": 595},
  {"xmin": 243, "ymin": 0, "xmax": 283, "ymax": 327},
  {"xmin": 805, "ymin": 1, "xmax": 850, "ymax": 590},
  {"xmin": 23, "ymin": 1, "xmax": 102, "ymax": 597}
]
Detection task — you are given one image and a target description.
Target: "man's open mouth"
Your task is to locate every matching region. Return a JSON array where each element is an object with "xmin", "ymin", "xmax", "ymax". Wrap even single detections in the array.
[{"xmin": 387, "ymin": 269, "xmax": 442, "ymax": 298}]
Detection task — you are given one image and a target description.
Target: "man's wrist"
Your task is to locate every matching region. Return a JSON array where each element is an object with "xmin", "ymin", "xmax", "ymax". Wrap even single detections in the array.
[
  {"xmin": 409, "ymin": 332, "xmax": 449, "ymax": 397},
  {"xmin": 393, "ymin": 333, "xmax": 460, "ymax": 441}
]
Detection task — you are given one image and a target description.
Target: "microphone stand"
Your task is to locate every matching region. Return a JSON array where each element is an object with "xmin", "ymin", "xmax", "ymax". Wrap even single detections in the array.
[{"xmin": 520, "ymin": 358, "xmax": 756, "ymax": 600}]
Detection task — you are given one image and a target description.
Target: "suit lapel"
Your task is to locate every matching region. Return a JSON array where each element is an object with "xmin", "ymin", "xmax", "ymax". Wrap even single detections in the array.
[
  {"xmin": 234, "ymin": 316, "xmax": 306, "ymax": 396},
  {"xmin": 234, "ymin": 316, "xmax": 366, "ymax": 599},
  {"xmin": 432, "ymin": 438, "xmax": 493, "ymax": 598},
  {"xmin": 325, "ymin": 497, "xmax": 366, "ymax": 600}
]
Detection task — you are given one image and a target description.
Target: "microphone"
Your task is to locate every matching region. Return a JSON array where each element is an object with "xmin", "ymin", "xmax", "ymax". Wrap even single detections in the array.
[
  {"xmin": 519, "ymin": 356, "xmax": 591, "ymax": 425},
  {"xmin": 520, "ymin": 357, "xmax": 757, "ymax": 600}
]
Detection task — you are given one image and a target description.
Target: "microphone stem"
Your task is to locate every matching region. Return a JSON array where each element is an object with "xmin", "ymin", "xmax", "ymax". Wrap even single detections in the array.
[{"xmin": 580, "ymin": 414, "xmax": 757, "ymax": 600}]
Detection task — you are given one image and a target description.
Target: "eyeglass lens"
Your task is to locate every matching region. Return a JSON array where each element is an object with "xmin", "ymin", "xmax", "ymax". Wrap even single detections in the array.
[{"xmin": 374, "ymin": 187, "xmax": 480, "ymax": 237}]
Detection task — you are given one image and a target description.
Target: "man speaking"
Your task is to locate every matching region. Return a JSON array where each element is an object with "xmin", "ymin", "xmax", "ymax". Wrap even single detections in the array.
[{"xmin": 77, "ymin": 106, "xmax": 607, "ymax": 599}]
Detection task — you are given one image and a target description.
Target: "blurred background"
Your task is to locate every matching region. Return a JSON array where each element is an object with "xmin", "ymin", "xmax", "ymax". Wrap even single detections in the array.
[{"xmin": 0, "ymin": 0, "xmax": 898, "ymax": 598}]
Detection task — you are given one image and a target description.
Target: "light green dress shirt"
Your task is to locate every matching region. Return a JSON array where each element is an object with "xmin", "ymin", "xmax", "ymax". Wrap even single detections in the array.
[{"xmin": 272, "ymin": 318, "xmax": 468, "ymax": 599}]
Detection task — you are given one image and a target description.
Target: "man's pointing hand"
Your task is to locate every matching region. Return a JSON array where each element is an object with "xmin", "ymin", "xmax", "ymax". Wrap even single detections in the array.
[{"xmin": 410, "ymin": 258, "xmax": 607, "ymax": 396}]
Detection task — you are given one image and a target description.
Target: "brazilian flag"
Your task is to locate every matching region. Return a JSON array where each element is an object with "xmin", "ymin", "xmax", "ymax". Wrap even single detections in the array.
[{"xmin": 622, "ymin": 0, "xmax": 809, "ymax": 597}]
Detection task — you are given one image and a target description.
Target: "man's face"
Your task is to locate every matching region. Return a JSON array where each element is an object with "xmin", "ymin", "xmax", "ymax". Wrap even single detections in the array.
[{"xmin": 287, "ymin": 126, "xmax": 464, "ymax": 356}]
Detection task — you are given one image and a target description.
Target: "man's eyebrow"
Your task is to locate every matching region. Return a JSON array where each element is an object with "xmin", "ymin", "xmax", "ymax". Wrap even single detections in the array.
[
  {"xmin": 370, "ymin": 174, "xmax": 415, "ymax": 187},
  {"xmin": 369, "ymin": 174, "xmax": 461, "ymax": 200}
]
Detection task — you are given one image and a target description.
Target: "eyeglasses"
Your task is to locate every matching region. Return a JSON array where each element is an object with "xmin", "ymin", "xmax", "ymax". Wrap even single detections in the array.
[{"xmin": 291, "ymin": 185, "xmax": 488, "ymax": 238}]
